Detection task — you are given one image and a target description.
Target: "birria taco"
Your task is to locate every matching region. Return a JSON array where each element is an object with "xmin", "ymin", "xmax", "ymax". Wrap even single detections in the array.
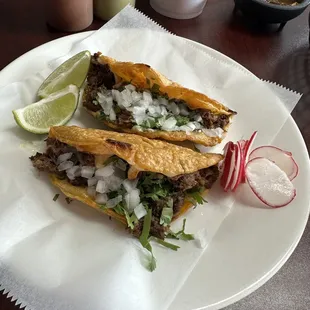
[
  {"xmin": 30, "ymin": 126, "xmax": 222, "ymax": 240},
  {"xmin": 83, "ymin": 52, "xmax": 236, "ymax": 147}
]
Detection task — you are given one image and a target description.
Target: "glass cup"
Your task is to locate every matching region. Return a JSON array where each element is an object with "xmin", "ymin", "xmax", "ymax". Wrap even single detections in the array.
[
  {"xmin": 94, "ymin": 0, "xmax": 136, "ymax": 21},
  {"xmin": 46, "ymin": 0, "xmax": 93, "ymax": 32},
  {"xmin": 150, "ymin": 0, "xmax": 208, "ymax": 19}
]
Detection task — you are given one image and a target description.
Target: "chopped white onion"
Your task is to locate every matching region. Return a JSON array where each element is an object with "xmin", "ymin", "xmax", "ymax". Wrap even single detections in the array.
[
  {"xmin": 158, "ymin": 97, "xmax": 168, "ymax": 106},
  {"xmin": 160, "ymin": 106, "xmax": 168, "ymax": 116},
  {"xmin": 87, "ymin": 177, "xmax": 98, "ymax": 187},
  {"xmin": 121, "ymin": 89, "xmax": 133, "ymax": 107},
  {"xmin": 162, "ymin": 117, "xmax": 177, "ymax": 131},
  {"xmin": 66, "ymin": 166, "xmax": 81, "ymax": 180},
  {"xmin": 148, "ymin": 105, "xmax": 161, "ymax": 117},
  {"xmin": 194, "ymin": 114, "xmax": 203, "ymax": 122},
  {"xmin": 57, "ymin": 153, "xmax": 73, "ymax": 164},
  {"xmin": 132, "ymin": 106, "xmax": 147, "ymax": 125},
  {"xmin": 96, "ymin": 180, "xmax": 109, "ymax": 194},
  {"xmin": 125, "ymin": 84, "xmax": 136, "ymax": 92},
  {"xmin": 202, "ymin": 128, "xmax": 224, "ymax": 138},
  {"xmin": 106, "ymin": 195, "xmax": 123, "ymax": 208},
  {"xmin": 187, "ymin": 122, "xmax": 197, "ymax": 131},
  {"xmin": 95, "ymin": 193, "xmax": 108, "ymax": 204},
  {"xmin": 95, "ymin": 165, "xmax": 115, "ymax": 178},
  {"xmin": 143, "ymin": 91, "xmax": 153, "ymax": 104},
  {"xmin": 132, "ymin": 91, "xmax": 142, "ymax": 102},
  {"xmin": 107, "ymin": 175, "xmax": 123, "ymax": 191},
  {"xmin": 132, "ymin": 125, "xmax": 143, "ymax": 132},
  {"xmin": 179, "ymin": 104, "xmax": 190, "ymax": 116},
  {"xmin": 192, "ymin": 121, "xmax": 202, "ymax": 129},
  {"xmin": 123, "ymin": 179, "xmax": 139, "ymax": 192},
  {"xmin": 124, "ymin": 189, "xmax": 140, "ymax": 211},
  {"xmin": 112, "ymin": 89, "xmax": 122, "ymax": 104},
  {"xmin": 157, "ymin": 117, "xmax": 166, "ymax": 127},
  {"xmin": 87, "ymin": 186, "xmax": 96, "ymax": 198},
  {"xmin": 168, "ymin": 102, "xmax": 180, "ymax": 115},
  {"xmin": 109, "ymin": 108, "xmax": 116, "ymax": 121},
  {"xmin": 81, "ymin": 166, "xmax": 95, "ymax": 179},
  {"xmin": 134, "ymin": 203, "xmax": 147, "ymax": 220},
  {"xmin": 58, "ymin": 160, "xmax": 74, "ymax": 171}
]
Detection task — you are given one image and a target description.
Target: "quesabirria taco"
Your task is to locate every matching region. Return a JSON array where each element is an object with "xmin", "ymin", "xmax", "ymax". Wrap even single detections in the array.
[
  {"xmin": 83, "ymin": 52, "xmax": 236, "ymax": 147},
  {"xmin": 30, "ymin": 126, "xmax": 223, "ymax": 241}
]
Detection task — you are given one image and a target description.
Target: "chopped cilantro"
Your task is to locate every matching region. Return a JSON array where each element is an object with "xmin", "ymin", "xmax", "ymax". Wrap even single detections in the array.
[
  {"xmin": 151, "ymin": 83, "xmax": 160, "ymax": 93},
  {"xmin": 187, "ymin": 189, "xmax": 208, "ymax": 205},
  {"xmin": 146, "ymin": 78, "xmax": 151, "ymax": 86},
  {"xmin": 175, "ymin": 115, "xmax": 190, "ymax": 126},
  {"xmin": 53, "ymin": 194, "xmax": 60, "ymax": 202},
  {"xmin": 124, "ymin": 210, "xmax": 138, "ymax": 230},
  {"xmin": 148, "ymin": 254, "xmax": 157, "ymax": 271},
  {"xmin": 144, "ymin": 184, "xmax": 169, "ymax": 200},
  {"xmin": 160, "ymin": 198, "xmax": 173, "ymax": 226},
  {"xmin": 153, "ymin": 238, "xmax": 180, "ymax": 251},
  {"xmin": 113, "ymin": 203, "xmax": 125, "ymax": 215},
  {"xmin": 139, "ymin": 209, "xmax": 157, "ymax": 272},
  {"xmin": 166, "ymin": 219, "xmax": 195, "ymax": 241}
]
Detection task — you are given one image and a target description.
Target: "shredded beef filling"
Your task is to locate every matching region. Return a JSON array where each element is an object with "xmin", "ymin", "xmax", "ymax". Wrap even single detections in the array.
[
  {"xmin": 199, "ymin": 110, "xmax": 230, "ymax": 129},
  {"xmin": 30, "ymin": 138, "xmax": 95, "ymax": 186},
  {"xmin": 83, "ymin": 53, "xmax": 116, "ymax": 112},
  {"xmin": 30, "ymin": 139, "xmax": 219, "ymax": 239},
  {"xmin": 83, "ymin": 54, "xmax": 230, "ymax": 130}
]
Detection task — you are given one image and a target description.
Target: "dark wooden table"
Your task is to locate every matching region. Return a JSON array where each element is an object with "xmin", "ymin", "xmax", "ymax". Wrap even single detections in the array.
[{"xmin": 0, "ymin": 0, "xmax": 309, "ymax": 309}]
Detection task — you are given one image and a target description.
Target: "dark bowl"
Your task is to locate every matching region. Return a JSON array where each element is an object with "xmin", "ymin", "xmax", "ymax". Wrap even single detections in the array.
[{"xmin": 234, "ymin": 0, "xmax": 310, "ymax": 24}]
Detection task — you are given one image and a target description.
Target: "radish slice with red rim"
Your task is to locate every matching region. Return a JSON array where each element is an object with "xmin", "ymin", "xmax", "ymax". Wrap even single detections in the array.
[
  {"xmin": 241, "ymin": 131, "xmax": 257, "ymax": 183},
  {"xmin": 230, "ymin": 143, "xmax": 242, "ymax": 191},
  {"xmin": 249, "ymin": 146, "xmax": 298, "ymax": 181},
  {"xmin": 220, "ymin": 142, "xmax": 234, "ymax": 191},
  {"xmin": 232, "ymin": 141, "xmax": 245, "ymax": 191},
  {"xmin": 245, "ymin": 157, "xmax": 296, "ymax": 208}
]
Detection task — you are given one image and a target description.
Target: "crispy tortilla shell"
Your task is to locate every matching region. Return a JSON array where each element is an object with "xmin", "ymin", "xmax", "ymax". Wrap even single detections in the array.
[
  {"xmin": 49, "ymin": 126, "xmax": 223, "ymax": 178},
  {"xmin": 89, "ymin": 112, "xmax": 222, "ymax": 147},
  {"xmin": 98, "ymin": 54, "xmax": 233, "ymax": 115},
  {"xmin": 83, "ymin": 53, "xmax": 236, "ymax": 147},
  {"xmin": 50, "ymin": 175, "xmax": 202, "ymax": 227}
]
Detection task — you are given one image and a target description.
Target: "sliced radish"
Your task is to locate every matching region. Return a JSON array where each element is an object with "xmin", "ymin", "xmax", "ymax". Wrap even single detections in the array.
[
  {"xmin": 230, "ymin": 143, "xmax": 242, "ymax": 190},
  {"xmin": 241, "ymin": 131, "xmax": 257, "ymax": 183},
  {"xmin": 245, "ymin": 157, "xmax": 296, "ymax": 208},
  {"xmin": 249, "ymin": 146, "xmax": 298, "ymax": 181},
  {"xmin": 232, "ymin": 141, "xmax": 245, "ymax": 191},
  {"xmin": 220, "ymin": 142, "xmax": 234, "ymax": 189}
]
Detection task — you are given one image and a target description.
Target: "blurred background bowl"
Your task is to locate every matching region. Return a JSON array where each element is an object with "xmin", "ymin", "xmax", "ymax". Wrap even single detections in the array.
[{"xmin": 234, "ymin": 0, "xmax": 310, "ymax": 24}]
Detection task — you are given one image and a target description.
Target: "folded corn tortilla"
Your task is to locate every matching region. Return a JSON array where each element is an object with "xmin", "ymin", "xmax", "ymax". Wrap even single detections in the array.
[
  {"xmin": 83, "ymin": 52, "xmax": 236, "ymax": 147},
  {"xmin": 31, "ymin": 126, "xmax": 223, "ymax": 238}
]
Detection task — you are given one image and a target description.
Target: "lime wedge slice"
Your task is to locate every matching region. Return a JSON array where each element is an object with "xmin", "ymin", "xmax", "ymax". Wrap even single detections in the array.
[
  {"xmin": 13, "ymin": 85, "xmax": 79, "ymax": 134},
  {"xmin": 37, "ymin": 50, "xmax": 91, "ymax": 98}
]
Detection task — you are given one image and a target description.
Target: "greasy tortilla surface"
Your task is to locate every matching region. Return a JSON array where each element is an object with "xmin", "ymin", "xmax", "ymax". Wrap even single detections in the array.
[
  {"xmin": 83, "ymin": 53, "xmax": 236, "ymax": 147},
  {"xmin": 98, "ymin": 54, "xmax": 233, "ymax": 115},
  {"xmin": 49, "ymin": 126, "xmax": 223, "ymax": 178}
]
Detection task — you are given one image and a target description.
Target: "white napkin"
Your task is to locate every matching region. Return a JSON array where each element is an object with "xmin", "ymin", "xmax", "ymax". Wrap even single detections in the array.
[{"xmin": 0, "ymin": 5, "xmax": 302, "ymax": 310}]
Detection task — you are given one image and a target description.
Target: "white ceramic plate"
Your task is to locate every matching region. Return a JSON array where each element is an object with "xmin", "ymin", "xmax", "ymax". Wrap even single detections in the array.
[{"xmin": 0, "ymin": 32, "xmax": 309, "ymax": 310}]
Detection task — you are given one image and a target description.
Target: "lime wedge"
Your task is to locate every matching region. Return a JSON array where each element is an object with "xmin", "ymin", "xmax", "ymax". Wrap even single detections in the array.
[
  {"xmin": 37, "ymin": 50, "xmax": 91, "ymax": 98},
  {"xmin": 13, "ymin": 85, "xmax": 79, "ymax": 134}
]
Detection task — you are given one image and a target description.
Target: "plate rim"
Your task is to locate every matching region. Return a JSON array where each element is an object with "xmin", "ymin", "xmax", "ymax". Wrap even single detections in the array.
[{"xmin": 0, "ymin": 30, "xmax": 309, "ymax": 310}]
